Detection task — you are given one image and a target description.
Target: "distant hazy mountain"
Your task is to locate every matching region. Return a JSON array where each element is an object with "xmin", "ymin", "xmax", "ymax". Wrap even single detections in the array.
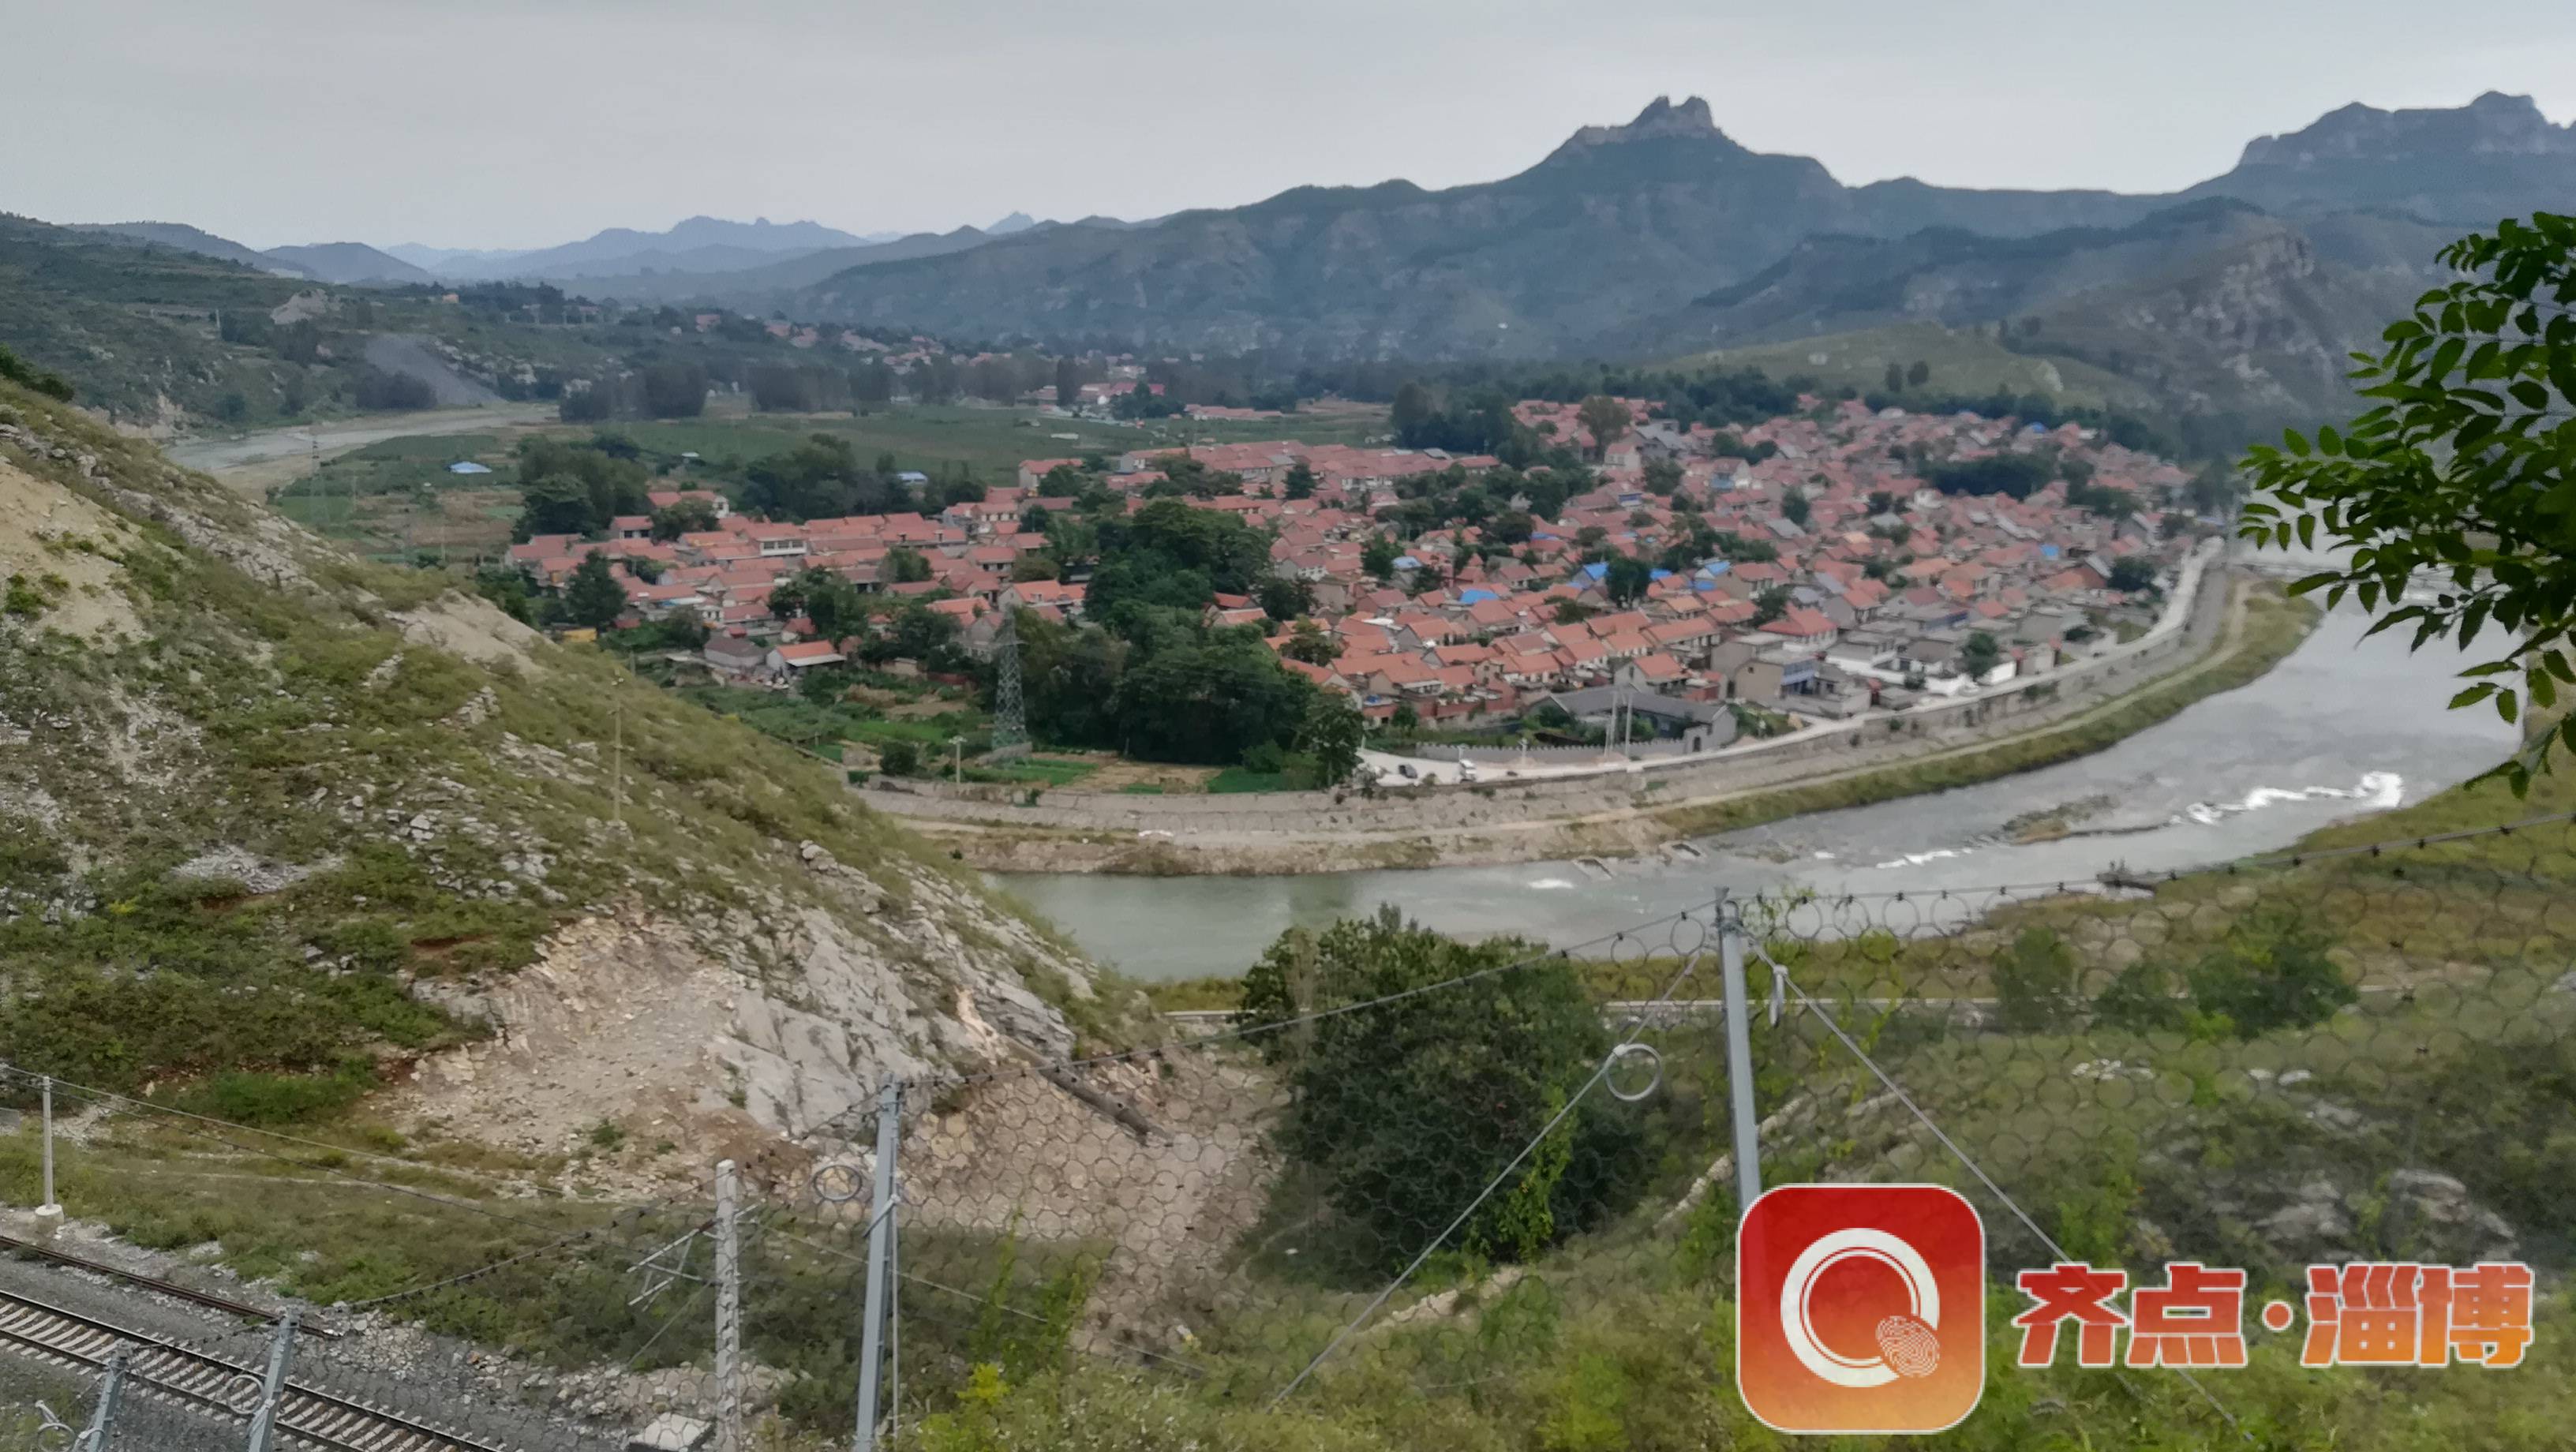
[
  {"xmin": 72, "ymin": 221, "xmax": 309, "ymax": 277},
  {"xmin": 537, "ymin": 226, "xmax": 997, "ymax": 309},
  {"xmin": 789, "ymin": 92, "xmax": 2571, "ymax": 436},
  {"xmin": 385, "ymin": 242, "xmax": 524, "ymax": 271},
  {"xmin": 798, "ymin": 92, "xmax": 2572, "ymax": 363},
  {"xmin": 261, "ymin": 241, "xmax": 435, "ymax": 286},
  {"xmin": 2185, "ymin": 91, "xmax": 2576, "ymax": 222},
  {"xmin": 986, "ymin": 211, "xmax": 1038, "ymax": 235},
  {"xmin": 424, "ymin": 215, "xmax": 881, "ymax": 282}
]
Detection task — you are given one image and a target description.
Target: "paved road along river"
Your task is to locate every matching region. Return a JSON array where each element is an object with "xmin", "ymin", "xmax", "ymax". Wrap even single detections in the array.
[{"xmin": 995, "ymin": 606, "xmax": 2519, "ymax": 979}]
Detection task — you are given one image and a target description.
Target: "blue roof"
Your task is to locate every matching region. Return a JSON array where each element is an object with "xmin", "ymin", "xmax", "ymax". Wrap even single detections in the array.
[
  {"xmin": 2041, "ymin": 544, "xmax": 2061, "ymax": 559},
  {"xmin": 1579, "ymin": 562, "xmax": 1608, "ymax": 581},
  {"xmin": 1648, "ymin": 568, "xmax": 1673, "ymax": 582},
  {"xmin": 1459, "ymin": 588, "xmax": 1499, "ymax": 604},
  {"xmin": 1393, "ymin": 555, "xmax": 1422, "ymax": 571},
  {"xmin": 1698, "ymin": 559, "xmax": 1732, "ymax": 577},
  {"xmin": 446, "ymin": 461, "xmax": 492, "ymax": 475}
]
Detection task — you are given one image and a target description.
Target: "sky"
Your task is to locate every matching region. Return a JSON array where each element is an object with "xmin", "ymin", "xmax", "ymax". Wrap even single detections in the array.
[{"xmin": 7, "ymin": 0, "xmax": 2576, "ymax": 252}]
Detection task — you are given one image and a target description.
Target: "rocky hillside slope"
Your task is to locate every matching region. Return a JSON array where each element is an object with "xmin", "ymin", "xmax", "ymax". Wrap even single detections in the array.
[{"xmin": 0, "ymin": 379, "xmax": 1130, "ymax": 1158}]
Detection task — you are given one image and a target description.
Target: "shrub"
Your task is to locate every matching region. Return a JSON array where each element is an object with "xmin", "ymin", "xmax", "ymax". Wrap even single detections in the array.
[
  {"xmin": 878, "ymin": 740, "xmax": 922, "ymax": 777},
  {"xmin": 2185, "ymin": 907, "xmax": 2354, "ymax": 1038},
  {"xmin": 1238, "ymin": 909, "xmax": 1646, "ymax": 1271},
  {"xmin": 1993, "ymin": 926, "xmax": 2080, "ymax": 1031}
]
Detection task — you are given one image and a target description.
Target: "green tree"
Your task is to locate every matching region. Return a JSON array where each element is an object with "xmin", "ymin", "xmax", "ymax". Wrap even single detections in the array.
[
  {"xmin": 650, "ymin": 498, "xmax": 719, "ymax": 541},
  {"xmin": 877, "ymin": 740, "xmax": 921, "ymax": 777},
  {"xmin": 563, "ymin": 552, "xmax": 627, "ymax": 631},
  {"xmin": 1053, "ymin": 355, "xmax": 1082, "ymax": 410},
  {"xmin": 1884, "ymin": 361, "xmax": 1906, "ymax": 393},
  {"xmin": 1960, "ymin": 630, "xmax": 2003, "ymax": 680},
  {"xmin": 1283, "ymin": 619, "xmax": 1338, "ymax": 665},
  {"xmin": 2237, "ymin": 213, "xmax": 2576, "ymax": 791},
  {"xmin": 1235, "ymin": 911, "xmax": 1646, "ymax": 1270},
  {"xmin": 1281, "ymin": 460, "xmax": 1319, "ymax": 500},
  {"xmin": 1604, "ymin": 554, "xmax": 1652, "ymax": 605},
  {"xmin": 1361, "ymin": 534, "xmax": 1401, "ymax": 582},
  {"xmin": 1752, "ymin": 584, "xmax": 1790, "ymax": 627},
  {"xmin": 1390, "ymin": 381, "xmax": 1436, "ymax": 444},
  {"xmin": 1781, "ymin": 486, "xmax": 1811, "ymax": 526},
  {"xmin": 1297, "ymin": 691, "xmax": 1365, "ymax": 787},
  {"xmin": 1641, "ymin": 458, "xmax": 1683, "ymax": 496},
  {"xmin": 639, "ymin": 361, "xmax": 708, "ymax": 418},
  {"xmin": 1256, "ymin": 575, "xmax": 1312, "ymax": 622},
  {"xmin": 1908, "ymin": 359, "xmax": 1930, "ymax": 387},
  {"xmin": 883, "ymin": 546, "xmax": 932, "ymax": 585},
  {"xmin": 1575, "ymin": 395, "xmax": 1630, "ymax": 460},
  {"xmin": 2108, "ymin": 556, "xmax": 2158, "ymax": 593}
]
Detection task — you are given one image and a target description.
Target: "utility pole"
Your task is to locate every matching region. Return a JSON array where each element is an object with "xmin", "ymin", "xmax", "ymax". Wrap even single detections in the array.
[
  {"xmin": 1717, "ymin": 904, "xmax": 1762, "ymax": 1215},
  {"xmin": 243, "ymin": 1312, "xmax": 300, "ymax": 1452},
  {"xmin": 852, "ymin": 1081, "xmax": 904, "ymax": 1452},
  {"xmin": 34, "ymin": 1075, "xmax": 60, "ymax": 1240},
  {"xmin": 73, "ymin": 1345, "xmax": 129, "ymax": 1451},
  {"xmin": 948, "ymin": 734, "xmax": 964, "ymax": 784},
  {"xmin": 713, "ymin": 1160, "xmax": 744, "ymax": 1452}
]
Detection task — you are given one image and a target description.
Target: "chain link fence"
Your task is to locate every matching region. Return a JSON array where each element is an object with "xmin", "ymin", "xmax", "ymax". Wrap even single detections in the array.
[{"xmin": 0, "ymin": 814, "xmax": 2569, "ymax": 1448}]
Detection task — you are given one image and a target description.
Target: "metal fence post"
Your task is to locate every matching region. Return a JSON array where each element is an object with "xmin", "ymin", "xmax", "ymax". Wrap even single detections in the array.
[
  {"xmin": 715, "ymin": 1158, "xmax": 744, "ymax": 1452},
  {"xmin": 244, "ymin": 1312, "xmax": 298, "ymax": 1452},
  {"xmin": 74, "ymin": 1345, "xmax": 130, "ymax": 1451},
  {"xmin": 1719, "ymin": 915, "xmax": 1764, "ymax": 1214},
  {"xmin": 852, "ymin": 1080, "xmax": 903, "ymax": 1452}
]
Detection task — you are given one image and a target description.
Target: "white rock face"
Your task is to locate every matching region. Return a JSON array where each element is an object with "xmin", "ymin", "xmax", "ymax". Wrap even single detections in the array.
[{"xmin": 402, "ymin": 845, "xmax": 1093, "ymax": 1166}]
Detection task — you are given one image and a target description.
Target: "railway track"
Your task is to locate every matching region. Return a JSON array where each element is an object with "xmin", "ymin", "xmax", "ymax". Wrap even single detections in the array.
[{"xmin": 0, "ymin": 1287, "xmax": 522, "ymax": 1451}]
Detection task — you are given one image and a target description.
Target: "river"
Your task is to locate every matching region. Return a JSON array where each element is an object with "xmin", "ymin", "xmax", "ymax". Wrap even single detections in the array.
[{"xmin": 994, "ymin": 605, "xmax": 2520, "ymax": 979}]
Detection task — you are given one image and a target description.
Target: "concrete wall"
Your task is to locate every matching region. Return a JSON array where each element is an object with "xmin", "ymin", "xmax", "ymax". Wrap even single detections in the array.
[{"xmin": 863, "ymin": 545, "xmax": 2234, "ymax": 840}]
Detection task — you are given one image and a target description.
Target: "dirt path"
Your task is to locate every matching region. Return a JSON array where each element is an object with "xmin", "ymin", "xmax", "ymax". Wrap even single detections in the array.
[
  {"xmin": 167, "ymin": 403, "xmax": 554, "ymax": 496},
  {"xmin": 913, "ymin": 581, "xmax": 2279, "ymax": 875}
]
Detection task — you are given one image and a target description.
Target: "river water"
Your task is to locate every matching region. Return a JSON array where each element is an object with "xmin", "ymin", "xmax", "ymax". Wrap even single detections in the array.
[{"xmin": 994, "ymin": 607, "xmax": 2518, "ymax": 979}]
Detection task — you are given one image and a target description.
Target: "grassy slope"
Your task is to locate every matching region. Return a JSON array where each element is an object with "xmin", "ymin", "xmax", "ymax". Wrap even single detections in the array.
[
  {"xmin": 0, "ymin": 215, "xmax": 316, "ymax": 425},
  {"xmin": 0, "ymin": 378, "xmax": 1099, "ymax": 1091},
  {"xmin": 1668, "ymin": 320, "xmax": 2162, "ymax": 413}
]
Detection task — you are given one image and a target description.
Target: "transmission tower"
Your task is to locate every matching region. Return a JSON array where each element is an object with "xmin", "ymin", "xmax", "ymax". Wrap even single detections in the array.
[{"xmin": 989, "ymin": 609, "xmax": 1031, "ymax": 760}]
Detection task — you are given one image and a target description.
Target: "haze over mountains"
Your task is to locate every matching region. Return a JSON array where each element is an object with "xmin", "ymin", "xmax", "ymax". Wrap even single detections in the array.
[{"xmin": 20, "ymin": 90, "xmax": 2576, "ymax": 444}]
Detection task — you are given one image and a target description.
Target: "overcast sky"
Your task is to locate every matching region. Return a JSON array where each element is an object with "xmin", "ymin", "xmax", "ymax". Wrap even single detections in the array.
[{"xmin": 7, "ymin": 0, "xmax": 2574, "ymax": 252}]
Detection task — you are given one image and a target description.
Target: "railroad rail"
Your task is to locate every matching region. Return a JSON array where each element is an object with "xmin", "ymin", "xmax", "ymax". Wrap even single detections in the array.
[
  {"xmin": 0, "ymin": 1286, "xmax": 522, "ymax": 1452},
  {"xmin": 0, "ymin": 1231, "xmax": 339, "ymax": 1339}
]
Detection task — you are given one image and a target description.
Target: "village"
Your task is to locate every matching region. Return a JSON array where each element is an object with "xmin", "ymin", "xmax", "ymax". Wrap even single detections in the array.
[{"xmin": 504, "ymin": 390, "xmax": 2209, "ymax": 780}]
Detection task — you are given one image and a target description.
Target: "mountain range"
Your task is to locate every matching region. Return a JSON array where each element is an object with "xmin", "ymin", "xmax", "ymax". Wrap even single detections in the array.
[{"xmin": 786, "ymin": 92, "xmax": 2571, "ymax": 432}]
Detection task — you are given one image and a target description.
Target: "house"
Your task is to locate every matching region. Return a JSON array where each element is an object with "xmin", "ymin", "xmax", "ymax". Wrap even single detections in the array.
[
  {"xmin": 703, "ymin": 630, "xmax": 766, "ymax": 679},
  {"xmin": 766, "ymin": 640, "xmax": 844, "ymax": 676}
]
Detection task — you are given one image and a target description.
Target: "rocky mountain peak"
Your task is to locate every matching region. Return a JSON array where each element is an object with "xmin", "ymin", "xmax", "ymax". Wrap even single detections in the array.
[
  {"xmin": 1547, "ymin": 95, "xmax": 1733, "ymax": 159},
  {"xmin": 2237, "ymin": 92, "xmax": 2576, "ymax": 167}
]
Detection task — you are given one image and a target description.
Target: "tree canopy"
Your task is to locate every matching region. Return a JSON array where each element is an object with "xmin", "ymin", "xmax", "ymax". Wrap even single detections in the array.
[
  {"xmin": 2240, "ymin": 213, "xmax": 2576, "ymax": 791},
  {"xmin": 1234, "ymin": 910, "xmax": 1646, "ymax": 1269}
]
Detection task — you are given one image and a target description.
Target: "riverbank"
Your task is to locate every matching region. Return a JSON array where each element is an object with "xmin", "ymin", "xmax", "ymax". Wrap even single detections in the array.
[{"xmin": 899, "ymin": 570, "xmax": 2319, "ymax": 876}]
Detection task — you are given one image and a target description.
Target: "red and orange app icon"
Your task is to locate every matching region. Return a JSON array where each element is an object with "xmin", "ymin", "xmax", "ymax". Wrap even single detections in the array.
[{"xmin": 1737, "ymin": 1184, "xmax": 1986, "ymax": 1434}]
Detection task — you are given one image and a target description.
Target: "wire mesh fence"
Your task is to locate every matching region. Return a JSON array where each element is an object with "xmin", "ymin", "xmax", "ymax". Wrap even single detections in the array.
[{"xmin": 0, "ymin": 814, "xmax": 2568, "ymax": 1448}]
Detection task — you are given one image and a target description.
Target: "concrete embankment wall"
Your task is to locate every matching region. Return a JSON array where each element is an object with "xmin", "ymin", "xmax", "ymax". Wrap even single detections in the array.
[{"xmin": 863, "ymin": 552, "xmax": 2233, "ymax": 841}]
